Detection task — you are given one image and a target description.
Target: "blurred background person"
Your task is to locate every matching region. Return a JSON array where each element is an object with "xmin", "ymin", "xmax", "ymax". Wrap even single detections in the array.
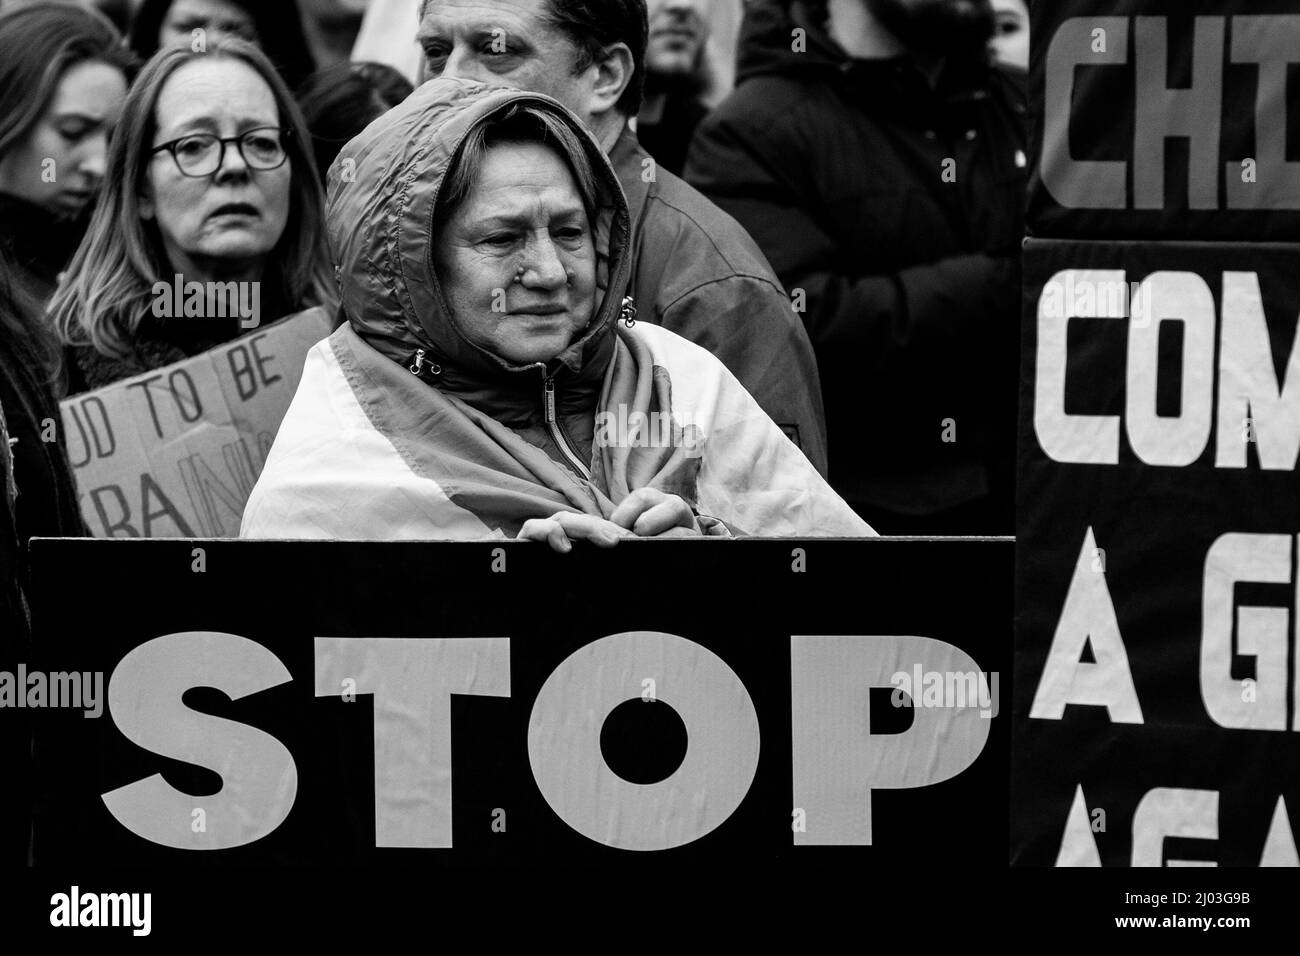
[
  {"xmin": 637, "ymin": 0, "xmax": 732, "ymax": 176},
  {"xmin": 988, "ymin": 0, "xmax": 1027, "ymax": 72},
  {"xmin": 0, "ymin": 4, "xmax": 136, "ymax": 313},
  {"xmin": 352, "ymin": 0, "xmax": 423, "ymax": 83},
  {"xmin": 297, "ymin": 0, "xmax": 369, "ymax": 71},
  {"xmin": 0, "ymin": 245, "xmax": 86, "ymax": 640},
  {"xmin": 48, "ymin": 39, "xmax": 335, "ymax": 391},
  {"xmin": 86, "ymin": 0, "xmax": 133, "ymax": 32},
  {"xmin": 0, "ymin": 249, "xmax": 86, "ymax": 869},
  {"xmin": 414, "ymin": 0, "xmax": 830, "ymax": 478},
  {"xmin": 4, "ymin": 0, "xmax": 136, "ymax": 32},
  {"xmin": 297, "ymin": 60, "xmax": 413, "ymax": 185},
  {"xmin": 688, "ymin": 0, "xmax": 1025, "ymax": 535},
  {"xmin": 129, "ymin": 0, "xmax": 318, "ymax": 91}
]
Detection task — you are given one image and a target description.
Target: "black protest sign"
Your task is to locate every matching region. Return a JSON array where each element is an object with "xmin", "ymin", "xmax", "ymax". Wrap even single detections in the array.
[
  {"xmin": 1027, "ymin": 0, "xmax": 1300, "ymax": 241},
  {"xmin": 28, "ymin": 538, "xmax": 1010, "ymax": 866},
  {"xmin": 1013, "ymin": 238, "xmax": 1300, "ymax": 865}
]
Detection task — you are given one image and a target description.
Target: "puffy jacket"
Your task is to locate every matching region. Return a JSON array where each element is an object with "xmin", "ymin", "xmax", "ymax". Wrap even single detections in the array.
[
  {"xmin": 241, "ymin": 79, "xmax": 870, "ymax": 540},
  {"xmin": 610, "ymin": 126, "xmax": 830, "ymax": 478},
  {"xmin": 686, "ymin": 0, "xmax": 1025, "ymax": 530}
]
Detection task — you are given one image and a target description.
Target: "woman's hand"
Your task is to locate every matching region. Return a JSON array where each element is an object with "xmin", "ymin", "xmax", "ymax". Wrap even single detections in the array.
[
  {"xmin": 517, "ymin": 512, "xmax": 629, "ymax": 553},
  {"xmin": 610, "ymin": 488, "xmax": 701, "ymax": 538}
]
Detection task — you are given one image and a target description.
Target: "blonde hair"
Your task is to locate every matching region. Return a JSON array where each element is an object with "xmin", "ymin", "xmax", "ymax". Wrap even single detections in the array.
[{"xmin": 49, "ymin": 39, "xmax": 335, "ymax": 358}]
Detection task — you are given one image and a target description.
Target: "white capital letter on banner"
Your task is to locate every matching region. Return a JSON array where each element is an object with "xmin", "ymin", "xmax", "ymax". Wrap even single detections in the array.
[
  {"xmin": 1035, "ymin": 270, "xmax": 1125, "ymax": 464},
  {"xmin": 1132, "ymin": 787, "xmax": 1218, "ymax": 866},
  {"xmin": 102, "ymin": 632, "xmax": 296, "ymax": 850},
  {"xmin": 790, "ymin": 635, "xmax": 991, "ymax": 845},
  {"xmin": 1054, "ymin": 784, "xmax": 1103, "ymax": 866},
  {"xmin": 1041, "ymin": 18, "xmax": 1129, "ymax": 208},
  {"xmin": 313, "ymin": 637, "xmax": 510, "ymax": 848},
  {"xmin": 1031, "ymin": 527, "xmax": 1143, "ymax": 723},
  {"xmin": 1132, "ymin": 17, "xmax": 1224, "ymax": 210},
  {"xmin": 1260, "ymin": 797, "xmax": 1299, "ymax": 866},
  {"xmin": 1125, "ymin": 272, "xmax": 1215, "ymax": 466},
  {"xmin": 527, "ymin": 631, "xmax": 760, "ymax": 851},
  {"xmin": 1215, "ymin": 272, "xmax": 1300, "ymax": 469},
  {"xmin": 1199, "ymin": 533, "xmax": 1289, "ymax": 730},
  {"xmin": 1226, "ymin": 17, "xmax": 1300, "ymax": 210}
]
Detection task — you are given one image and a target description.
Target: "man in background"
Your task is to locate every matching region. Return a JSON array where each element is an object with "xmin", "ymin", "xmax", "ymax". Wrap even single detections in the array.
[
  {"xmin": 688, "ymin": 0, "xmax": 1025, "ymax": 533},
  {"xmin": 637, "ymin": 0, "xmax": 715, "ymax": 176},
  {"xmin": 298, "ymin": 0, "xmax": 369, "ymax": 69},
  {"xmin": 413, "ymin": 0, "xmax": 830, "ymax": 476}
]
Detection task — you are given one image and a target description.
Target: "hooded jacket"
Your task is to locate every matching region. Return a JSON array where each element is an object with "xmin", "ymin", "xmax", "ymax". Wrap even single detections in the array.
[
  {"xmin": 241, "ymin": 79, "xmax": 870, "ymax": 540},
  {"xmin": 686, "ymin": 0, "xmax": 1025, "ymax": 530}
]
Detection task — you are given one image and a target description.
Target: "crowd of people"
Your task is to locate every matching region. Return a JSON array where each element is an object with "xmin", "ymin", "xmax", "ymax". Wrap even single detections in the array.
[{"xmin": 1, "ymin": 0, "xmax": 1028, "ymax": 634}]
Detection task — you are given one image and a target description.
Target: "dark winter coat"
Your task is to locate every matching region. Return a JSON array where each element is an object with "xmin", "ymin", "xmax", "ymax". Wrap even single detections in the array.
[
  {"xmin": 0, "ymin": 192, "xmax": 88, "ymax": 307},
  {"xmin": 686, "ymin": 0, "xmax": 1026, "ymax": 529}
]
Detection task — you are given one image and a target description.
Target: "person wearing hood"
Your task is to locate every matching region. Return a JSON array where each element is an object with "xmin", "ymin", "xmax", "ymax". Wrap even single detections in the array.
[
  {"xmin": 687, "ymin": 0, "xmax": 1026, "ymax": 535},
  {"xmin": 412, "ymin": 0, "xmax": 831, "ymax": 480},
  {"xmin": 241, "ymin": 79, "xmax": 872, "ymax": 545}
]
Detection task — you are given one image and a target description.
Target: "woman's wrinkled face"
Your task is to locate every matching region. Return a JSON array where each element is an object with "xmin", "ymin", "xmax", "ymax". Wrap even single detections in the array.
[
  {"xmin": 159, "ymin": 0, "xmax": 258, "ymax": 48},
  {"xmin": 0, "ymin": 60, "xmax": 128, "ymax": 220},
  {"xmin": 140, "ymin": 57, "xmax": 292, "ymax": 273},
  {"xmin": 434, "ymin": 141, "xmax": 598, "ymax": 367}
]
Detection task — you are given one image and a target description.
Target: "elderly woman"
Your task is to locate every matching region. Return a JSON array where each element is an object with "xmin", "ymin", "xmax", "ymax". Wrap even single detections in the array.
[
  {"xmin": 241, "ymin": 78, "xmax": 871, "ymax": 546},
  {"xmin": 48, "ymin": 39, "xmax": 335, "ymax": 391}
]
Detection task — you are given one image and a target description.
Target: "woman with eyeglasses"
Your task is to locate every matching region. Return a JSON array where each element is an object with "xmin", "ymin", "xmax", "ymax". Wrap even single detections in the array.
[{"xmin": 49, "ymin": 39, "xmax": 336, "ymax": 392}]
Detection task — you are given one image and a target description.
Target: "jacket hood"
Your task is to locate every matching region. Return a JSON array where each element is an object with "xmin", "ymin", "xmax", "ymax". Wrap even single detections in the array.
[
  {"xmin": 736, "ymin": 0, "xmax": 847, "ymax": 83},
  {"xmin": 325, "ymin": 77, "xmax": 633, "ymax": 391}
]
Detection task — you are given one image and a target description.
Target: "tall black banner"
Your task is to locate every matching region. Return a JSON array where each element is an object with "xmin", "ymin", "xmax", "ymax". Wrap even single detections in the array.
[{"xmin": 1013, "ymin": 238, "xmax": 1300, "ymax": 865}]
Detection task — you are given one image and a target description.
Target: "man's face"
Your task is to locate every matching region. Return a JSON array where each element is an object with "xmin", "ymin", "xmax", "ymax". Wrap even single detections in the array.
[
  {"xmin": 645, "ymin": 0, "xmax": 711, "ymax": 78},
  {"xmin": 866, "ymin": 0, "xmax": 995, "ymax": 58},
  {"xmin": 417, "ymin": 0, "xmax": 598, "ymax": 126}
]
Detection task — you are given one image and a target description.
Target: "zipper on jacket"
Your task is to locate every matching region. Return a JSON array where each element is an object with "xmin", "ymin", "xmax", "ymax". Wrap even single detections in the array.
[
  {"xmin": 542, "ymin": 374, "xmax": 592, "ymax": 481},
  {"xmin": 409, "ymin": 348, "xmax": 441, "ymax": 379}
]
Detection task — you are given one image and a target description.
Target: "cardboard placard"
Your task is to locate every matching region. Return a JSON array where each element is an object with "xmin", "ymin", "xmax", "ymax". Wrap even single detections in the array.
[{"xmin": 59, "ymin": 309, "xmax": 332, "ymax": 539}]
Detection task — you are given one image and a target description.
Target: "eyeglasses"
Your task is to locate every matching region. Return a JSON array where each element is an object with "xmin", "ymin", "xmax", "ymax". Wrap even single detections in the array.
[{"xmin": 150, "ymin": 127, "xmax": 292, "ymax": 178}]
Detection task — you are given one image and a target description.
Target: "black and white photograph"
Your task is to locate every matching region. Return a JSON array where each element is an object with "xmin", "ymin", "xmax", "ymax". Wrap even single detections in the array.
[{"xmin": 0, "ymin": 0, "xmax": 1291, "ymax": 940}]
